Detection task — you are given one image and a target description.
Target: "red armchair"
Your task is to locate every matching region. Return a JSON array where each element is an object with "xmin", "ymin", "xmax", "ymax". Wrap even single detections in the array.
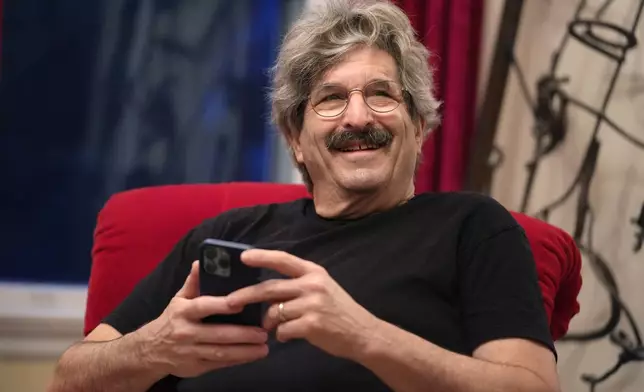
[{"xmin": 85, "ymin": 182, "xmax": 582, "ymax": 342}]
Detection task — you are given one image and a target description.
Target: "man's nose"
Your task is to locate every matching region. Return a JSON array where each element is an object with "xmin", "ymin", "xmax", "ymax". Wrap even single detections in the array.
[{"xmin": 342, "ymin": 90, "xmax": 374, "ymax": 129}]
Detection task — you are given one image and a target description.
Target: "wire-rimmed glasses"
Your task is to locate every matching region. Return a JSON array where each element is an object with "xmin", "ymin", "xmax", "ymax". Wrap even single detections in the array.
[{"xmin": 309, "ymin": 79, "xmax": 406, "ymax": 118}]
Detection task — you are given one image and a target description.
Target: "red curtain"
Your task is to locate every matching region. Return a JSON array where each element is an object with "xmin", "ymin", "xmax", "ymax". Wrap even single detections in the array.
[{"xmin": 395, "ymin": 0, "xmax": 483, "ymax": 193}]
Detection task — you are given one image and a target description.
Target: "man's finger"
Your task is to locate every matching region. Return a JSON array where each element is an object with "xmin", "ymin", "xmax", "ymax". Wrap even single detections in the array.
[
  {"xmin": 226, "ymin": 278, "xmax": 302, "ymax": 309},
  {"xmin": 275, "ymin": 318, "xmax": 304, "ymax": 343},
  {"xmin": 176, "ymin": 261, "xmax": 200, "ymax": 299},
  {"xmin": 192, "ymin": 324, "xmax": 268, "ymax": 345},
  {"xmin": 181, "ymin": 296, "xmax": 243, "ymax": 320},
  {"xmin": 195, "ymin": 343, "xmax": 269, "ymax": 363},
  {"xmin": 262, "ymin": 297, "xmax": 307, "ymax": 331},
  {"xmin": 241, "ymin": 249, "xmax": 320, "ymax": 278}
]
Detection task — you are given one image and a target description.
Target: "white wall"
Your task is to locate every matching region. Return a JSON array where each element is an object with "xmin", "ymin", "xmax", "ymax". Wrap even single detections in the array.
[
  {"xmin": 0, "ymin": 360, "xmax": 57, "ymax": 392},
  {"xmin": 0, "ymin": 283, "xmax": 86, "ymax": 391},
  {"xmin": 485, "ymin": 1, "xmax": 644, "ymax": 391}
]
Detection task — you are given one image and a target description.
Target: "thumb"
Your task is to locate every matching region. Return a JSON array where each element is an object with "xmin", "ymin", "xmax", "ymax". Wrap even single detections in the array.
[{"xmin": 176, "ymin": 260, "xmax": 200, "ymax": 299}]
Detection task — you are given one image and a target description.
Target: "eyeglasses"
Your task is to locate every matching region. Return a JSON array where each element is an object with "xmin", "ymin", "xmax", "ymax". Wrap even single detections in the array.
[{"xmin": 309, "ymin": 80, "xmax": 406, "ymax": 118}]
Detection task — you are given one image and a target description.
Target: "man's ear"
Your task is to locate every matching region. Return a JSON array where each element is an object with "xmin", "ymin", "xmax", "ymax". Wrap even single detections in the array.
[
  {"xmin": 286, "ymin": 129, "xmax": 304, "ymax": 164},
  {"xmin": 415, "ymin": 118, "xmax": 426, "ymax": 152}
]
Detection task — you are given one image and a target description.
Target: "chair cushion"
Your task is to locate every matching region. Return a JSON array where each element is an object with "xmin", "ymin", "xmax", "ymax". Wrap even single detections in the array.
[
  {"xmin": 85, "ymin": 182, "xmax": 581, "ymax": 341},
  {"xmin": 85, "ymin": 182, "xmax": 309, "ymax": 335},
  {"xmin": 511, "ymin": 213, "xmax": 582, "ymax": 340}
]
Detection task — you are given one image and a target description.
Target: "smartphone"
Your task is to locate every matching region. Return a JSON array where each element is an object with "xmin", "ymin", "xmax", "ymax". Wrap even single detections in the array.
[{"xmin": 198, "ymin": 238, "xmax": 263, "ymax": 326}]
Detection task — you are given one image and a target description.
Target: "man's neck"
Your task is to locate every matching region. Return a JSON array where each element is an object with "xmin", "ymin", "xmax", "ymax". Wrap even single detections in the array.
[{"xmin": 312, "ymin": 184, "xmax": 415, "ymax": 219}]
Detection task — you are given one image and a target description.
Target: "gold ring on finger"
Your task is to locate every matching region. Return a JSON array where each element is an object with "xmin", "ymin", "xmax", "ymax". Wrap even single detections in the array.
[{"xmin": 278, "ymin": 302, "xmax": 287, "ymax": 323}]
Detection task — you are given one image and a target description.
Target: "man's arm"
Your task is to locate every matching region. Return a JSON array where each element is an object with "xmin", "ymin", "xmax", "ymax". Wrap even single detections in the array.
[
  {"xmin": 48, "ymin": 262, "xmax": 270, "ymax": 392},
  {"xmin": 48, "ymin": 226, "xmax": 197, "ymax": 392},
  {"xmin": 356, "ymin": 321, "xmax": 560, "ymax": 392},
  {"xmin": 48, "ymin": 324, "xmax": 167, "ymax": 392}
]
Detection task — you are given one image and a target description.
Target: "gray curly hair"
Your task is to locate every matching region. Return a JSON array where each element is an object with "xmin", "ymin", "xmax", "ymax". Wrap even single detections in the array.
[{"xmin": 269, "ymin": 0, "xmax": 441, "ymax": 189}]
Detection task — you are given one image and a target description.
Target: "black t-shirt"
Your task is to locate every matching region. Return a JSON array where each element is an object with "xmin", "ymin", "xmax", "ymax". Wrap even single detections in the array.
[{"xmin": 104, "ymin": 192, "xmax": 555, "ymax": 392}]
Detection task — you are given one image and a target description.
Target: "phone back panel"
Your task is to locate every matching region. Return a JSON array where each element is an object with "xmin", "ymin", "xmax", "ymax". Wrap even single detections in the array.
[{"xmin": 198, "ymin": 239, "xmax": 263, "ymax": 326}]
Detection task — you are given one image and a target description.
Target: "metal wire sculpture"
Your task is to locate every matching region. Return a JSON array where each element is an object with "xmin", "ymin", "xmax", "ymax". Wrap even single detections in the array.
[{"xmin": 508, "ymin": 0, "xmax": 644, "ymax": 390}]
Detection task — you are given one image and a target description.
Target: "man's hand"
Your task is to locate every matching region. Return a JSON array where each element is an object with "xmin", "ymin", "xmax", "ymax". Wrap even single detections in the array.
[
  {"xmin": 137, "ymin": 261, "xmax": 269, "ymax": 378},
  {"xmin": 225, "ymin": 249, "xmax": 379, "ymax": 361}
]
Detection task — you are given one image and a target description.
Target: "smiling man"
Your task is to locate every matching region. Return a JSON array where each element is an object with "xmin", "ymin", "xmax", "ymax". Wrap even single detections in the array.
[
  {"xmin": 289, "ymin": 49, "xmax": 421, "ymax": 218},
  {"xmin": 49, "ymin": 1, "xmax": 561, "ymax": 391}
]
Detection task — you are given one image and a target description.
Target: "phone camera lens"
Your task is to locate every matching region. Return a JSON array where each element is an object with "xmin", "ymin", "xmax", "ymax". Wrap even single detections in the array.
[
  {"xmin": 203, "ymin": 247, "xmax": 231, "ymax": 277},
  {"xmin": 205, "ymin": 248, "xmax": 217, "ymax": 262},
  {"xmin": 217, "ymin": 254, "xmax": 231, "ymax": 270}
]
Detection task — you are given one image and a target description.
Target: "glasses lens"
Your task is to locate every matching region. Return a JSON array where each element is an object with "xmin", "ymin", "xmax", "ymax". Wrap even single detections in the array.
[
  {"xmin": 311, "ymin": 85, "xmax": 348, "ymax": 117},
  {"xmin": 364, "ymin": 81, "xmax": 402, "ymax": 113}
]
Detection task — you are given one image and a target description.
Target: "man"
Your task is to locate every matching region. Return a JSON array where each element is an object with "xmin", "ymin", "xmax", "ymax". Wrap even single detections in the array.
[{"xmin": 49, "ymin": 0, "xmax": 561, "ymax": 391}]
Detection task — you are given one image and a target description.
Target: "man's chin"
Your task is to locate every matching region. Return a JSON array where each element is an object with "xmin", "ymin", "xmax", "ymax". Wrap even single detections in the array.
[{"xmin": 334, "ymin": 169, "xmax": 389, "ymax": 193}]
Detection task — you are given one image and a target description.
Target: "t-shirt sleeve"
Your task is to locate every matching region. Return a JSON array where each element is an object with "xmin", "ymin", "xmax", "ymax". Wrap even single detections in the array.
[
  {"xmin": 101, "ymin": 211, "xmax": 236, "ymax": 337},
  {"xmin": 457, "ymin": 198, "xmax": 556, "ymax": 358},
  {"xmin": 101, "ymin": 227, "xmax": 199, "ymax": 335}
]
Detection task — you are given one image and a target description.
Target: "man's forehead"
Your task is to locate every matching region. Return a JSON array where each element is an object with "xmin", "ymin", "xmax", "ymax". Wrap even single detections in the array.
[
  {"xmin": 316, "ymin": 77, "xmax": 395, "ymax": 89},
  {"xmin": 315, "ymin": 48, "xmax": 399, "ymax": 88}
]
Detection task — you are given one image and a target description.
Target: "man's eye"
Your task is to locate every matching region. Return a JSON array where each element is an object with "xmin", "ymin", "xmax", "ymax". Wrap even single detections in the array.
[
  {"xmin": 373, "ymin": 90, "xmax": 392, "ymax": 97},
  {"xmin": 322, "ymin": 94, "xmax": 344, "ymax": 101}
]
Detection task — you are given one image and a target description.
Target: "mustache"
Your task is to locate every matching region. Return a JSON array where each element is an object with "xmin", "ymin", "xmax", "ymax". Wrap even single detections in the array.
[{"xmin": 325, "ymin": 126, "xmax": 393, "ymax": 150}]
